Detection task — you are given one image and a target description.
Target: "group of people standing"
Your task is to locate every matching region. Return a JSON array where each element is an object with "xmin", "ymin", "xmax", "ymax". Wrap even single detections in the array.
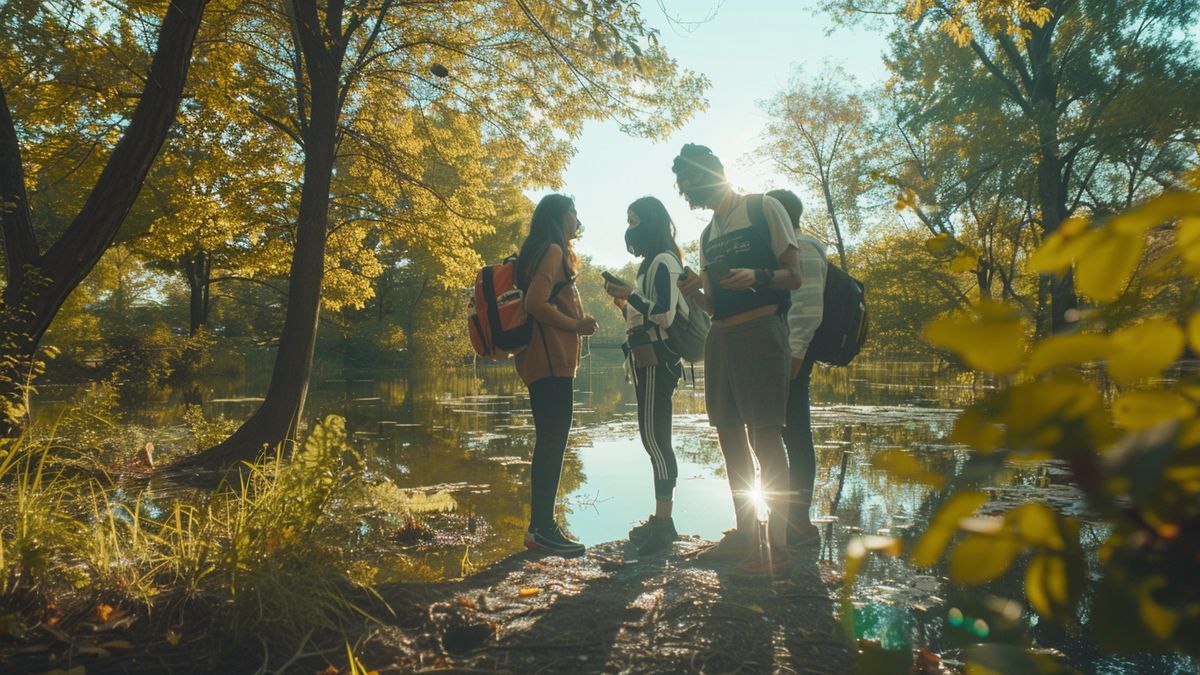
[{"xmin": 511, "ymin": 144, "xmax": 827, "ymax": 576}]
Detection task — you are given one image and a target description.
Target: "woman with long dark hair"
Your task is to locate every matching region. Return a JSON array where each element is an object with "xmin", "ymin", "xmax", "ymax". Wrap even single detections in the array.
[
  {"xmin": 604, "ymin": 196, "xmax": 685, "ymax": 555},
  {"xmin": 516, "ymin": 194, "xmax": 597, "ymax": 556}
]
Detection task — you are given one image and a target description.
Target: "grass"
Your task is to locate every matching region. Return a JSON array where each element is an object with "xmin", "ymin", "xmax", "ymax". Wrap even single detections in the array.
[{"xmin": 0, "ymin": 414, "xmax": 408, "ymax": 672}]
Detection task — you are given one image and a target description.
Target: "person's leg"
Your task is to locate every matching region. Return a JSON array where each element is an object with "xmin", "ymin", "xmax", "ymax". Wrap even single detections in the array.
[
  {"xmin": 650, "ymin": 364, "xmax": 679, "ymax": 517},
  {"xmin": 528, "ymin": 376, "xmax": 574, "ymax": 531},
  {"xmin": 748, "ymin": 424, "xmax": 790, "ymax": 554},
  {"xmin": 716, "ymin": 425, "xmax": 757, "ymax": 537},
  {"xmin": 782, "ymin": 357, "xmax": 816, "ymax": 533}
]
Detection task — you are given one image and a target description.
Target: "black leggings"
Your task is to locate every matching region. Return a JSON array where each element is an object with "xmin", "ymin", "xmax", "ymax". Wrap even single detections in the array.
[
  {"xmin": 528, "ymin": 376, "xmax": 574, "ymax": 531},
  {"xmin": 782, "ymin": 357, "xmax": 816, "ymax": 522},
  {"xmin": 634, "ymin": 363, "xmax": 679, "ymax": 501}
]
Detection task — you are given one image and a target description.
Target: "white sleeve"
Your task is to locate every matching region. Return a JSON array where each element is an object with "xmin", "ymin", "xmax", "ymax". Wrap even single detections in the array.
[
  {"xmin": 787, "ymin": 238, "xmax": 827, "ymax": 360},
  {"xmin": 762, "ymin": 196, "xmax": 800, "ymax": 261}
]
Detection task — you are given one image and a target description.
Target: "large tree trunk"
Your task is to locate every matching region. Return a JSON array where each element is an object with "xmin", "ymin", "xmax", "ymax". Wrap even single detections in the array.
[
  {"xmin": 0, "ymin": 0, "xmax": 208, "ymax": 435},
  {"xmin": 176, "ymin": 0, "xmax": 345, "ymax": 468},
  {"xmin": 1028, "ymin": 16, "xmax": 1078, "ymax": 333}
]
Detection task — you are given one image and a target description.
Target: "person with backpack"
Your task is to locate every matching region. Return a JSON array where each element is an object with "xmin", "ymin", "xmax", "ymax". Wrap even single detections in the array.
[
  {"xmin": 602, "ymin": 196, "xmax": 685, "ymax": 556},
  {"xmin": 766, "ymin": 189, "xmax": 826, "ymax": 547},
  {"xmin": 515, "ymin": 194, "xmax": 598, "ymax": 556},
  {"xmin": 672, "ymin": 144, "xmax": 803, "ymax": 575}
]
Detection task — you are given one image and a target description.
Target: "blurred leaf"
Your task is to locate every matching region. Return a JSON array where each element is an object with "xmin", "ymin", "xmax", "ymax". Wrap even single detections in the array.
[
  {"xmin": 949, "ymin": 246, "xmax": 979, "ymax": 273},
  {"xmin": 1007, "ymin": 503, "xmax": 1064, "ymax": 550},
  {"xmin": 951, "ymin": 406, "xmax": 1004, "ymax": 453},
  {"xmin": 949, "ymin": 533, "xmax": 1023, "ymax": 584},
  {"xmin": 912, "ymin": 491, "xmax": 988, "ymax": 567},
  {"xmin": 925, "ymin": 233, "xmax": 954, "ymax": 255},
  {"xmin": 1025, "ymin": 333, "xmax": 1109, "ymax": 377},
  {"xmin": 1074, "ymin": 230, "xmax": 1144, "ymax": 303},
  {"xmin": 1139, "ymin": 579, "xmax": 1180, "ymax": 639},
  {"xmin": 1107, "ymin": 318, "xmax": 1185, "ymax": 384},
  {"xmin": 963, "ymin": 643, "xmax": 1079, "ymax": 674},
  {"xmin": 1112, "ymin": 391, "xmax": 1194, "ymax": 431},
  {"xmin": 1111, "ymin": 191, "xmax": 1200, "ymax": 235},
  {"xmin": 870, "ymin": 449, "xmax": 944, "ymax": 487},
  {"xmin": 1025, "ymin": 547, "xmax": 1083, "ymax": 623},
  {"xmin": 923, "ymin": 301, "xmax": 1027, "ymax": 374},
  {"xmin": 1028, "ymin": 217, "xmax": 1094, "ymax": 275}
]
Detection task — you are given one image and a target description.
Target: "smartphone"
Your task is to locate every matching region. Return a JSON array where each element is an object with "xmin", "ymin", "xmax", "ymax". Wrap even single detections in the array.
[
  {"xmin": 601, "ymin": 270, "xmax": 631, "ymax": 287},
  {"xmin": 705, "ymin": 260, "xmax": 731, "ymax": 279}
]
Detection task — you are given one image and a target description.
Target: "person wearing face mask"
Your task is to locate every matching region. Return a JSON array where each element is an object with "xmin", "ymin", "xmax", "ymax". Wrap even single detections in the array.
[
  {"xmin": 603, "ymin": 196, "xmax": 685, "ymax": 556},
  {"xmin": 673, "ymin": 143, "xmax": 803, "ymax": 575},
  {"xmin": 515, "ymin": 194, "xmax": 598, "ymax": 557}
]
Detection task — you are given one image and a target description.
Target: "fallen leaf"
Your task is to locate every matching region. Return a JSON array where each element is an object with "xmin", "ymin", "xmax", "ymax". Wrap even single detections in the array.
[
  {"xmin": 518, "ymin": 587, "xmax": 540, "ymax": 597},
  {"xmin": 165, "ymin": 629, "xmax": 181, "ymax": 646},
  {"xmin": 98, "ymin": 640, "xmax": 133, "ymax": 650},
  {"xmin": 95, "ymin": 604, "xmax": 114, "ymax": 623},
  {"xmin": 747, "ymin": 603, "xmax": 765, "ymax": 614}
]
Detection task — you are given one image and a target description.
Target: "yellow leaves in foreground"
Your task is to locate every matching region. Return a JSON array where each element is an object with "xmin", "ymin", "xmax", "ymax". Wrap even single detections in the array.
[
  {"xmin": 1031, "ymin": 190, "xmax": 1200, "ymax": 303},
  {"xmin": 923, "ymin": 300, "xmax": 1026, "ymax": 374},
  {"xmin": 1112, "ymin": 391, "xmax": 1195, "ymax": 431},
  {"xmin": 930, "ymin": 300, "xmax": 1188, "ymax": 385}
]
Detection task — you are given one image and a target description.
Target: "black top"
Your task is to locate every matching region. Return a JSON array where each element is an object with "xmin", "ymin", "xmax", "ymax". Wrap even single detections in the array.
[{"xmin": 701, "ymin": 195, "xmax": 790, "ymax": 321}]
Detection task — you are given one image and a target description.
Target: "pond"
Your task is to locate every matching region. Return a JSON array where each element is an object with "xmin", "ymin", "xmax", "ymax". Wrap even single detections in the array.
[{"xmin": 54, "ymin": 349, "xmax": 1195, "ymax": 673}]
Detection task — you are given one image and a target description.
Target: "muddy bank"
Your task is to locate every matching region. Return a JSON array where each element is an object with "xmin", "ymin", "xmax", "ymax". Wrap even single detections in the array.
[{"xmin": 363, "ymin": 537, "xmax": 854, "ymax": 674}]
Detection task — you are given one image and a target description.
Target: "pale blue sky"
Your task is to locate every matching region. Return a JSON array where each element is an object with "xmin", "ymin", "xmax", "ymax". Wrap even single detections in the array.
[{"xmin": 552, "ymin": 1, "xmax": 892, "ymax": 267}]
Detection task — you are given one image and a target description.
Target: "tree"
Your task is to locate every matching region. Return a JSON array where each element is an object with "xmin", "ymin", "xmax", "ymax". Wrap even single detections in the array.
[
  {"xmin": 827, "ymin": 0, "xmax": 1200, "ymax": 332},
  {"xmin": 759, "ymin": 63, "xmax": 873, "ymax": 270},
  {"xmin": 175, "ymin": 0, "xmax": 707, "ymax": 468},
  {"xmin": 0, "ymin": 0, "xmax": 209, "ymax": 433}
]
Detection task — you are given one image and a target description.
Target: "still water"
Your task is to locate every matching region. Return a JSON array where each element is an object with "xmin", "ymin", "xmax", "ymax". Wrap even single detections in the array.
[{"xmin": 189, "ymin": 350, "xmax": 1190, "ymax": 673}]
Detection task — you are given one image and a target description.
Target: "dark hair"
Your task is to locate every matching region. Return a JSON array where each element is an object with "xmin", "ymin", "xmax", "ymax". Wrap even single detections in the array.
[
  {"xmin": 671, "ymin": 143, "xmax": 725, "ymax": 179},
  {"xmin": 626, "ymin": 196, "xmax": 684, "ymax": 275},
  {"xmin": 516, "ymin": 194, "xmax": 577, "ymax": 289},
  {"xmin": 766, "ymin": 189, "xmax": 804, "ymax": 228}
]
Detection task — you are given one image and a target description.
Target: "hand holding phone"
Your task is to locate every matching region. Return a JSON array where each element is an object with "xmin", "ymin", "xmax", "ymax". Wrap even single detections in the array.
[{"xmin": 600, "ymin": 270, "xmax": 630, "ymax": 287}]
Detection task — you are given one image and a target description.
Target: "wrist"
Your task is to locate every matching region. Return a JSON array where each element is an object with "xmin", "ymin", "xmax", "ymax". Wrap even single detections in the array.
[{"xmin": 754, "ymin": 268, "xmax": 772, "ymax": 289}]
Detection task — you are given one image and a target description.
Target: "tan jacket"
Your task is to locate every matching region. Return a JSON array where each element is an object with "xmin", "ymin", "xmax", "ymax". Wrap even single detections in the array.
[{"xmin": 515, "ymin": 244, "xmax": 583, "ymax": 385}]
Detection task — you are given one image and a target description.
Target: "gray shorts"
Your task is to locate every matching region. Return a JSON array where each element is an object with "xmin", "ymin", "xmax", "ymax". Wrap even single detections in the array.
[{"xmin": 704, "ymin": 314, "xmax": 790, "ymax": 428}]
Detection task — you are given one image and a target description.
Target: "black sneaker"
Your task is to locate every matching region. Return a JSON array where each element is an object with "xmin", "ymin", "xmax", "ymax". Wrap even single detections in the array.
[
  {"xmin": 629, "ymin": 514, "xmax": 674, "ymax": 541},
  {"xmin": 635, "ymin": 516, "xmax": 677, "ymax": 556},
  {"xmin": 524, "ymin": 525, "xmax": 586, "ymax": 557}
]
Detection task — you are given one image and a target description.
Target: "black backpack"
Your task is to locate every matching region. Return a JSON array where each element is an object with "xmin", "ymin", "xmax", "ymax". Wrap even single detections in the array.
[
  {"xmin": 808, "ymin": 256, "xmax": 868, "ymax": 366},
  {"xmin": 742, "ymin": 196, "xmax": 868, "ymax": 365}
]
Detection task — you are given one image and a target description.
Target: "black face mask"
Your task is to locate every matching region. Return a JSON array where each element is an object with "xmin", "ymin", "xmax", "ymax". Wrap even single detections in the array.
[{"xmin": 624, "ymin": 226, "xmax": 643, "ymax": 256}]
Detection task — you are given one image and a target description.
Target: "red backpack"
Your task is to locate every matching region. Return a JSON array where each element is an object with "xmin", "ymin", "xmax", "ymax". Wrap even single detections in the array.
[{"xmin": 468, "ymin": 255, "xmax": 568, "ymax": 359}]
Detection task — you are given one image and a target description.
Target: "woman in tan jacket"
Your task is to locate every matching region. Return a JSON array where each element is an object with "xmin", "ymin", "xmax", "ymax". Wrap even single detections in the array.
[{"xmin": 514, "ymin": 194, "xmax": 597, "ymax": 556}]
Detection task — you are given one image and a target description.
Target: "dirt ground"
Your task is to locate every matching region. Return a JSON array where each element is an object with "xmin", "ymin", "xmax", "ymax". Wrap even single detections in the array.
[{"xmin": 361, "ymin": 536, "xmax": 855, "ymax": 674}]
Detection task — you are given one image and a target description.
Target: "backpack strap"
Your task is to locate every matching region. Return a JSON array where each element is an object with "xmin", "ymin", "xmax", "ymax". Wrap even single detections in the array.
[{"xmin": 746, "ymin": 193, "xmax": 766, "ymax": 231}]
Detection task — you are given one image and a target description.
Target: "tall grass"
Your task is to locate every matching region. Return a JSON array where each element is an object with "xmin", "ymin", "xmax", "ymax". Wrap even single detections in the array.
[{"xmin": 0, "ymin": 415, "xmax": 393, "ymax": 669}]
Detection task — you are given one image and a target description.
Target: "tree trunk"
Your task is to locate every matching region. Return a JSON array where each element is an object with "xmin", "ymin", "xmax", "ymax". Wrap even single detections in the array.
[
  {"xmin": 0, "ymin": 0, "xmax": 208, "ymax": 435},
  {"xmin": 184, "ymin": 250, "xmax": 212, "ymax": 336},
  {"xmin": 1028, "ymin": 17, "xmax": 1078, "ymax": 333},
  {"xmin": 175, "ymin": 0, "xmax": 345, "ymax": 468},
  {"xmin": 821, "ymin": 181, "xmax": 849, "ymax": 270}
]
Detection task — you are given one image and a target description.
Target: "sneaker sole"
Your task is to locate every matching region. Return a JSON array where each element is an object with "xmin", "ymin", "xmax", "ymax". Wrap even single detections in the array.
[{"xmin": 525, "ymin": 536, "xmax": 585, "ymax": 557}]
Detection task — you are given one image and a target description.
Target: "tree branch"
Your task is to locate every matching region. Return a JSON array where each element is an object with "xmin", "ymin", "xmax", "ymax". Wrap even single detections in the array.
[{"xmin": 0, "ymin": 82, "xmax": 40, "ymax": 282}]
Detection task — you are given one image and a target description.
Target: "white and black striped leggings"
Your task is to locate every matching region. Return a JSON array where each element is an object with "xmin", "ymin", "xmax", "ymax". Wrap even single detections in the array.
[{"xmin": 633, "ymin": 363, "xmax": 679, "ymax": 501}]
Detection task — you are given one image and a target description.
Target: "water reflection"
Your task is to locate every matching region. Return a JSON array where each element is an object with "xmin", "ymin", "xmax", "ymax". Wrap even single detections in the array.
[{"xmin": 47, "ymin": 350, "xmax": 1190, "ymax": 671}]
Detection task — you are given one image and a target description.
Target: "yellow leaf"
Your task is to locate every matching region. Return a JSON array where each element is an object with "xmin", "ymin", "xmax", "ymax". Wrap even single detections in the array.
[
  {"xmin": 1074, "ymin": 230, "xmax": 1144, "ymax": 303},
  {"xmin": 1006, "ymin": 503, "xmax": 1064, "ymax": 550},
  {"xmin": 1187, "ymin": 312, "xmax": 1200, "ymax": 356},
  {"xmin": 1112, "ymin": 390, "xmax": 1194, "ymax": 431},
  {"xmin": 911, "ymin": 491, "xmax": 988, "ymax": 567},
  {"xmin": 923, "ymin": 301, "xmax": 1027, "ymax": 374},
  {"xmin": 1108, "ymin": 318, "xmax": 1185, "ymax": 384},
  {"xmin": 870, "ymin": 449, "xmax": 945, "ymax": 487},
  {"xmin": 925, "ymin": 233, "xmax": 953, "ymax": 255},
  {"xmin": 95, "ymin": 603, "xmax": 114, "ymax": 622},
  {"xmin": 747, "ymin": 603, "xmax": 765, "ymax": 614},
  {"xmin": 1139, "ymin": 579, "xmax": 1180, "ymax": 639},
  {"xmin": 1111, "ymin": 191, "xmax": 1200, "ymax": 235},
  {"xmin": 949, "ymin": 247, "xmax": 979, "ymax": 273},
  {"xmin": 949, "ymin": 533, "xmax": 1023, "ymax": 585},
  {"xmin": 1028, "ymin": 218, "xmax": 1095, "ymax": 274},
  {"xmin": 165, "ymin": 629, "xmax": 181, "ymax": 646},
  {"xmin": 951, "ymin": 407, "xmax": 1004, "ymax": 453},
  {"xmin": 518, "ymin": 587, "xmax": 540, "ymax": 597},
  {"xmin": 1025, "ymin": 333, "xmax": 1110, "ymax": 377}
]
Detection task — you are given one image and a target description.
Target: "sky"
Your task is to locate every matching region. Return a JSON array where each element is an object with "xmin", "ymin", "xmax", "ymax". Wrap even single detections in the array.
[{"xmin": 549, "ymin": 0, "xmax": 894, "ymax": 268}]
